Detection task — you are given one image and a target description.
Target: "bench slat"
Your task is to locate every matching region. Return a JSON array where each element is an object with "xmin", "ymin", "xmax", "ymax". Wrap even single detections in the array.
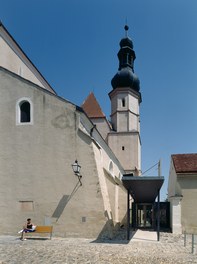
[
  {"xmin": 35, "ymin": 226, "xmax": 53, "ymax": 233},
  {"xmin": 25, "ymin": 225, "xmax": 53, "ymax": 239}
]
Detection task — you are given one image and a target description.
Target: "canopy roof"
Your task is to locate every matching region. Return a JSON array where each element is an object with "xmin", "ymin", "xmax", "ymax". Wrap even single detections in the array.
[{"xmin": 122, "ymin": 175, "xmax": 164, "ymax": 203}]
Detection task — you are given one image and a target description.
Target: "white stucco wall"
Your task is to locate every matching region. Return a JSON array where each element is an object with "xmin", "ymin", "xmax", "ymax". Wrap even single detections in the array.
[
  {"xmin": 178, "ymin": 175, "xmax": 197, "ymax": 233},
  {"xmin": 0, "ymin": 26, "xmax": 55, "ymax": 94},
  {"xmin": 110, "ymin": 88, "xmax": 140, "ymax": 133},
  {"xmin": 169, "ymin": 197, "xmax": 182, "ymax": 234},
  {"xmin": 0, "ymin": 68, "xmax": 127, "ymax": 238},
  {"xmin": 168, "ymin": 160, "xmax": 179, "ymax": 197},
  {"xmin": 108, "ymin": 132, "xmax": 141, "ymax": 174}
]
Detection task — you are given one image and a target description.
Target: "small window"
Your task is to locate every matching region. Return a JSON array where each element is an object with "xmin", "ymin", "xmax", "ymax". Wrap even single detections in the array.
[
  {"xmin": 16, "ymin": 98, "xmax": 33, "ymax": 125},
  {"xmin": 122, "ymin": 54, "xmax": 127, "ymax": 65},
  {"xmin": 20, "ymin": 101, "xmax": 30, "ymax": 122},
  {"xmin": 122, "ymin": 146, "xmax": 125, "ymax": 151},
  {"xmin": 128, "ymin": 55, "xmax": 132, "ymax": 65},
  {"xmin": 122, "ymin": 98, "xmax": 125, "ymax": 107},
  {"xmin": 82, "ymin": 216, "xmax": 86, "ymax": 223}
]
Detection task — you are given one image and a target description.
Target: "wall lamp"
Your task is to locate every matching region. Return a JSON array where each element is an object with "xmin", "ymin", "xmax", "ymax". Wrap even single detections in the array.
[{"xmin": 72, "ymin": 160, "xmax": 82, "ymax": 186}]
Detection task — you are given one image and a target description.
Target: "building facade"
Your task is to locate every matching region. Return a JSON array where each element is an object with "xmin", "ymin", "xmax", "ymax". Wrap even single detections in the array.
[
  {"xmin": 168, "ymin": 153, "xmax": 197, "ymax": 234},
  {"xmin": 0, "ymin": 22, "xmax": 134, "ymax": 238}
]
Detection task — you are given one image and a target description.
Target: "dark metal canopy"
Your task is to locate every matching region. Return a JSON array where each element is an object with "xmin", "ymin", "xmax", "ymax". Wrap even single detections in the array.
[{"xmin": 122, "ymin": 176, "xmax": 164, "ymax": 203}]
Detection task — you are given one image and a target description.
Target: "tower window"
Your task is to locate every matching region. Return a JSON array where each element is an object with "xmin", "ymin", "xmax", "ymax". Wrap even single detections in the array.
[
  {"xmin": 128, "ymin": 55, "xmax": 132, "ymax": 65},
  {"xmin": 122, "ymin": 98, "xmax": 126, "ymax": 107},
  {"xmin": 123, "ymin": 54, "xmax": 127, "ymax": 65},
  {"xmin": 122, "ymin": 146, "xmax": 125, "ymax": 151}
]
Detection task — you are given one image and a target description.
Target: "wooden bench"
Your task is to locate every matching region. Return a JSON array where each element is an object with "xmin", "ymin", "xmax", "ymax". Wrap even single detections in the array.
[{"xmin": 26, "ymin": 226, "xmax": 53, "ymax": 239}]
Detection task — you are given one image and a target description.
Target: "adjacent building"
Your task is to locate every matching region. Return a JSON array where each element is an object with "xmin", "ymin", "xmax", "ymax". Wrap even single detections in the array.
[{"xmin": 168, "ymin": 153, "xmax": 197, "ymax": 234}]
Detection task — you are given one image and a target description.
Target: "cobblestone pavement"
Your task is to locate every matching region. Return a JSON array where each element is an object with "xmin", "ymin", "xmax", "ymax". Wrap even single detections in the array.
[{"xmin": 0, "ymin": 232, "xmax": 196, "ymax": 264}]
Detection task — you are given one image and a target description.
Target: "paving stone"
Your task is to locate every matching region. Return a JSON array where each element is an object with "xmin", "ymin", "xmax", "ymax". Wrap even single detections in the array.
[{"xmin": 0, "ymin": 233, "xmax": 196, "ymax": 263}]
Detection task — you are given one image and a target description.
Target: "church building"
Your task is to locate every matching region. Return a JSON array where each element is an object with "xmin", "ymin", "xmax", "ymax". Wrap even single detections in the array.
[{"xmin": 0, "ymin": 22, "xmax": 164, "ymax": 238}]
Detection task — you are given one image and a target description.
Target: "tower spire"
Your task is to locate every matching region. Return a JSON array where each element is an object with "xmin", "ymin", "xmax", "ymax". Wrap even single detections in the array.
[{"xmin": 111, "ymin": 25, "xmax": 141, "ymax": 94}]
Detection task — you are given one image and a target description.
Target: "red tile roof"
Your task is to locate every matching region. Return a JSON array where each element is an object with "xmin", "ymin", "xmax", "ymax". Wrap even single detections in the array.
[
  {"xmin": 172, "ymin": 153, "xmax": 197, "ymax": 173},
  {"xmin": 81, "ymin": 92, "xmax": 105, "ymax": 118}
]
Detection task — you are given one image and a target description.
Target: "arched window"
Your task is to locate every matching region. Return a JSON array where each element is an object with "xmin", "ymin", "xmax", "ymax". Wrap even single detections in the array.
[
  {"xmin": 16, "ymin": 98, "xmax": 33, "ymax": 125},
  {"xmin": 20, "ymin": 101, "xmax": 30, "ymax": 122}
]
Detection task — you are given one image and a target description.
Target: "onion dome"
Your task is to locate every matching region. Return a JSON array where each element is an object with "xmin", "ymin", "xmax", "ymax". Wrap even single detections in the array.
[
  {"xmin": 120, "ymin": 35, "xmax": 133, "ymax": 49},
  {"xmin": 111, "ymin": 25, "xmax": 140, "ymax": 92},
  {"xmin": 111, "ymin": 68, "xmax": 140, "ymax": 92}
]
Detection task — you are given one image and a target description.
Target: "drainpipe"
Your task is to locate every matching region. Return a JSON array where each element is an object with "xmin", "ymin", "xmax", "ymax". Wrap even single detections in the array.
[
  {"xmin": 157, "ymin": 188, "xmax": 160, "ymax": 241},
  {"xmin": 127, "ymin": 189, "xmax": 130, "ymax": 240}
]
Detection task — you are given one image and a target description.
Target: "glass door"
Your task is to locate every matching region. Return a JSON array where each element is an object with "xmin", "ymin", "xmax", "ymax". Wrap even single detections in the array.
[{"xmin": 137, "ymin": 204, "xmax": 153, "ymax": 228}]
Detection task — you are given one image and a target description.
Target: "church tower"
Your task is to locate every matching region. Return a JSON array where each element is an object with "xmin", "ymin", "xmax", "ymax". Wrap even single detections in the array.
[{"xmin": 108, "ymin": 25, "xmax": 142, "ymax": 175}]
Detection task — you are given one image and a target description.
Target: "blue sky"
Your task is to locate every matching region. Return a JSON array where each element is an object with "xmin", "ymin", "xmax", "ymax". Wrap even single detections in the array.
[{"xmin": 1, "ymin": 0, "xmax": 197, "ymax": 200}]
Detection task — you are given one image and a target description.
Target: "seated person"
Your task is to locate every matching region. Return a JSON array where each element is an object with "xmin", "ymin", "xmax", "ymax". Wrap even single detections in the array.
[{"xmin": 20, "ymin": 218, "xmax": 36, "ymax": 240}]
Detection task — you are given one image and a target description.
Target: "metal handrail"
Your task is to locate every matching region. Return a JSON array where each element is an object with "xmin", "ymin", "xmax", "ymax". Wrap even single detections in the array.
[{"xmin": 183, "ymin": 231, "xmax": 196, "ymax": 254}]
